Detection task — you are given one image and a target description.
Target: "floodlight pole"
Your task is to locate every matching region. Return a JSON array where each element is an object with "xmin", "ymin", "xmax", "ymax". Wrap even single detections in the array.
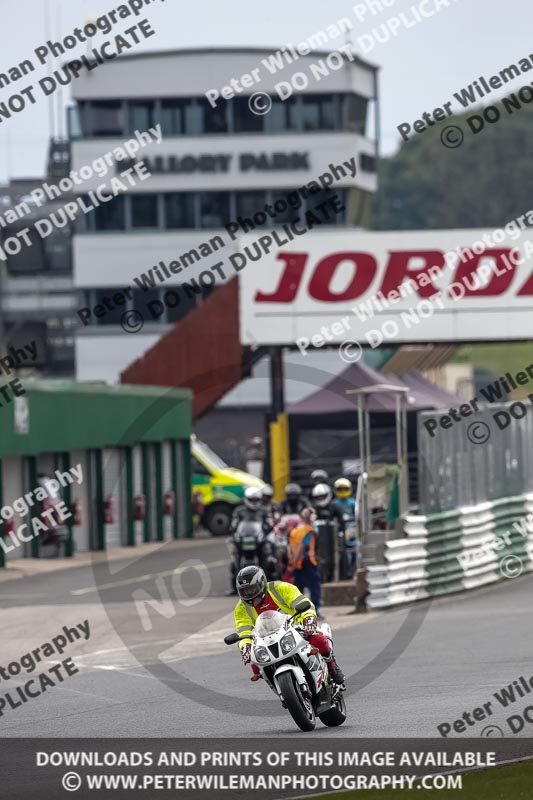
[
  {"xmin": 357, "ymin": 393, "xmax": 371, "ymax": 543},
  {"xmin": 395, "ymin": 392, "xmax": 409, "ymax": 518}
]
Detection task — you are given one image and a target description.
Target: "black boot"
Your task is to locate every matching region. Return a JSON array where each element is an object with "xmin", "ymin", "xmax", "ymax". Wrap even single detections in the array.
[
  {"xmin": 329, "ymin": 661, "xmax": 345, "ymax": 685},
  {"xmin": 324, "ymin": 650, "xmax": 345, "ymax": 685}
]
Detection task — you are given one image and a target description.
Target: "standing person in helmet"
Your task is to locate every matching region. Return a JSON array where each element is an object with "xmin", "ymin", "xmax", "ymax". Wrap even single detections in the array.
[
  {"xmin": 333, "ymin": 478, "xmax": 358, "ymax": 578},
  {"xmin": 233, "ymin": 565, "xmax": 344, "ymax": 685},
  {"xmin": 279, "ymin": 483, "xmax": 308, "ymax": 516},
  {"xmin": 226, "ymin": 487, "xmax": 274, "ymax": 595}
]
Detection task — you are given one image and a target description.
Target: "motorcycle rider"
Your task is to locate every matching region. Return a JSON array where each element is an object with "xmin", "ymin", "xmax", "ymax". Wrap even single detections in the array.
[
  {"xmin": 310, "ymin": 483, "xmax": 346, "ymax": 582},
  {"xmin": 311, "ymin": 483, "xmax": 345, "ymax": 530},
  {"xmin": 279, "ymin": 483, "xmax": 308, "ymax": 516},
  {"xmin": 261, "ymin": 484, "xmax": 279, "ymax": 518},
  {"xmin": 333, "ymin": 478, "xmax": 358, "ymax": 577},
  {"xmin": 233, "ymin": 565, "xmax": 345, "ymax": 685},
  {"xmin": 226, "ymin": 487, "xmax": 274, "ymax": 595}
]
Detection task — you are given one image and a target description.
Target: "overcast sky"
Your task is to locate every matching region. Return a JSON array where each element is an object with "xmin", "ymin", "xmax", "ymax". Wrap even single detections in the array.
[{"xmin": 0, "ymin": 0, "xmax": 531, "ymax": 182}]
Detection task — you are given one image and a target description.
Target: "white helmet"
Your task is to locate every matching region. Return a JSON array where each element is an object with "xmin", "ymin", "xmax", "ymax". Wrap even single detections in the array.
[
  {"xmin": 261, "ymin": 484, "xmax": 274, "ymax": 499},
  {"xmin": 312, "ymin": 483, "xmax": 332, "ymax": 507},
  {"xmin": 311, "ymin": 469, "xmax": 329, "ymax": 485},
  {"xmin": 244, "ymin": 486, "xmax": 263, "ymax": 510}
]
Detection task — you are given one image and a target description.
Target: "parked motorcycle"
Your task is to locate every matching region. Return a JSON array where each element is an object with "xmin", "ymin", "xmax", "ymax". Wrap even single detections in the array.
[
  {"xmin": 341, "ymin": 513, "xmax": 358, "ymax": 579},
  {"xmin": 224, "ymin": 600, "xmax": 347, "ymax": 732},
  {"xmin": 233, "ymin": 520, "xmax": 277, "ymax": 578},
  {"xmin": 314, "ymin": 519, "xmax": 336, "ymax": 583},
  {"xmin": 273, "ymin": 514, "xmax": 301, "ymax": 581},
  {"xmin": 233, "ymin": 520, "xmax": 265, "ymax": 569}
]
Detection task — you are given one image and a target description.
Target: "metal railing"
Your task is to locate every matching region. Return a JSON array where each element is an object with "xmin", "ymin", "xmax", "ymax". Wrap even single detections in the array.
[{"xmin": 418, "ymin": 401, "xmax": 533, "ymax": 514}]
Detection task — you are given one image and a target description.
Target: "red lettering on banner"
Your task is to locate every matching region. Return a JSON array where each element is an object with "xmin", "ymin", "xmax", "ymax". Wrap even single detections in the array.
[
  {"xmin": 255, "ymin": 253, "xmax": 308, "ymax": 302},
  {"xmin": 252, "ymin": 248, "xmax": 530, "ymax": 304},
  {"xmin": 308, "ymin": 252, "xmax": 377, "ymax": 302},
  {"xmin": 516, "ymin": 257, "xmax": 533, "ymax": 295},
  {"xmin": 379, "ymin": 251, "xmax": 445, "ymax": 298},
  {"xmin": 452, "ymin": 250, "xmax": 515, "ymax": 295}
]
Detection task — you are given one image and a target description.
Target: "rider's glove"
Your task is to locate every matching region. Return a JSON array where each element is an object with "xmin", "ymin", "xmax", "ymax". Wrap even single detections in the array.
[
  {"xmin": 301, "ymin": 615, "xmax": 317, "ymax": 634},
  {"xmin": 241, "ymin": 644, "xmax": 252, "ymax": 666}
]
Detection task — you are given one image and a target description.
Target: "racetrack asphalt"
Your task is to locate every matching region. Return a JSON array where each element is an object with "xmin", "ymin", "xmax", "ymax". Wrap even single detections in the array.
[{"xmin": 0, "ymin": 536, "xmax": 531, "ymax": 739}]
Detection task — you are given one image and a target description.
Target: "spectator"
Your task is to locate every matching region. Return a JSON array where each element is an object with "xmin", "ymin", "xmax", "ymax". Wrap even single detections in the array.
[{"xmin": 287, "ymin": 508, "xmax": 323, "ymax": 620}]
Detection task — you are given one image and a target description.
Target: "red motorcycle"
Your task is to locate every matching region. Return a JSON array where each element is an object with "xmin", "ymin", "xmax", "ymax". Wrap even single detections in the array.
[{"xmin": 274, "ymin": 514, "xmax": 302, "ymax": 582}]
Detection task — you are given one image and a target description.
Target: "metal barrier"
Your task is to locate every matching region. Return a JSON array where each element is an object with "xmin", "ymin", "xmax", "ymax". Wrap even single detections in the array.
[
  {"xmin": 418, "ymin": 401, "xmax": 533, "ymax": 514},
  {"xmin": 367, "ymin": 494, "xmax": 533, "ymax": 608}
]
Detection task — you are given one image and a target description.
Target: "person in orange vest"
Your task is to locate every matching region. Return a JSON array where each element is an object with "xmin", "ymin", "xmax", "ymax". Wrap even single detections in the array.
[{"xmin": 287, "ymin": 508, "xmax": 323, "ymax": 620}]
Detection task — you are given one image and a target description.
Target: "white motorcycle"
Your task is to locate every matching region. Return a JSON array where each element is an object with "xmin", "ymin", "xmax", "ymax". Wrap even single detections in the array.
[{"xmin": 224, "ymin": 600, "xmax": 346, "ymax": 731}]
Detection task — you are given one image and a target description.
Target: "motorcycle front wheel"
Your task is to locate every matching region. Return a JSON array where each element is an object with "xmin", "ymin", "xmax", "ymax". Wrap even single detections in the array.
[
  {"xmin": 277, "ymin": 672, "xmax": 316, "ymax": 732},
  {"xmin": 318, "ymin": 691, "xmax": 347, "ymax": 727}
]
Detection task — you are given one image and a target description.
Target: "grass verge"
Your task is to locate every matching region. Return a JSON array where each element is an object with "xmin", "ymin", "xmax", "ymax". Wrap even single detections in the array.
[{"xmin": 313, "ymin": 759, "xmax": 533, "ymax": 800}]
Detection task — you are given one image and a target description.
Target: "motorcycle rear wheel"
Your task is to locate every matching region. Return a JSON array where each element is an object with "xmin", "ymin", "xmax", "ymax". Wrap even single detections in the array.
[
  {"xmin": 277, "ymin": 672, "xmax": 316, "ymax": 732},
  {"xmin": 318, "ymin": 691, "xmax": 347, "ymax": 727}
]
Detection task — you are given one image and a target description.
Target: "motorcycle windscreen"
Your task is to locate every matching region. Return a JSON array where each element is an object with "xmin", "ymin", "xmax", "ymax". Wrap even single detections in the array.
[
  {"xmin": 238, "ymin": 522, "xmax": 262, "ymax": 551},
  {"xmin": 238, "ymin": 522, "xmax": 262, "ymax": 537},
  {"xmin": 254, "ymin": 610, "xmax": 286, "ymax": 637}
]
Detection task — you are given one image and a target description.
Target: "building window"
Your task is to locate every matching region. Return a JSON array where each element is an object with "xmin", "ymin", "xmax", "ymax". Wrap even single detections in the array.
[
  {"xmin": 44, "ymin": 228, "xmax": 72, "ymax": 271},
  {"xmin": 269, "ymin": 189, "xmax": 305, "ymax": 224},
  {"xmin": 203, "ymin": 99, "xmax": 228, "ymax": 134},
  {"xmin": 360, "ymin": 153, "xmax": 376, "ymax": 173},
  {"xmin": 3, "ymin": 224, "xmax": 45, "ymax": 274},
  {"xmin": 73, "ymin": 91, "xmax": 372, "ymax": 137},
  {"xmin": 128, "ymin": 100, "xmax": 155, "ymax": 134},
  {"xmin": 345, "ymin": 94, "xmax": 368, "ymax": 135},
  {"xmin": 132, "ymin": 287, "xmax": 162, "ymax": 321},
  {"xmin": 305, "ymin": 187, "xmax": 346, "ymax": 225},
  {"xmin": 161, "ymin": 99, "xmax": 184, "ymax": 135},
  {"xmin": 293, "ymin": 94, "xmax": 342, "ymax": 131},
  {"xmin": 67, "ymin": 106, "xmax": 82, "ymax": 139},
  {"xmin": 79, "ymin": 188, "xmax": 358, "ymax": 233},
  {"xmin": 233, "ymin": 97, "xmax": 263, "ymax": 133},
  {"xmin": 263, "ymin": 97, "xmax": 298, "ymax": 133},
  {"xmin": 165, "ymin": 193, "xmax": 195, "ymax": 229},
  {"xmin": 199, "ymin": 192, "xmax": 230, "ymax": 228},
  {"xmin": 94, "ymin": 195, "xmax": 126, "ymax": 230},
  {"xmin": 131, "ymin": 194, "xmax": 159, "ymax": 228},
  {"xmin": 184, "ymin": 99, "xmax": 203, "ymax": 135},
  {"xmin": 93, "ymin": 288, "xmax": 128, "ymax": 325},
  {"xmin": 161, "ymin": 98, "xmax": 212, "ymax": 135},
  {"xmin": 83, "ymin": 100, "xmax": 125, "ymax": 137},
  {"xmin": 235, "ymin": 191, "xmax": 267, "ymax": 223},
  {"xmin": 318, "ymin": 95, "xmax": 341, "ymax": 130},
  {"xmin": 299, "ymin": 96, "xmax": 321, "ymax": 131}
]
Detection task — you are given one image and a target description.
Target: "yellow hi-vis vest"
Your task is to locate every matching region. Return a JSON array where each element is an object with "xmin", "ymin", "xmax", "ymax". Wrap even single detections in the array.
[{"xmin": 233, "ymin": 580, "xmax": 315, "ymax": 651}]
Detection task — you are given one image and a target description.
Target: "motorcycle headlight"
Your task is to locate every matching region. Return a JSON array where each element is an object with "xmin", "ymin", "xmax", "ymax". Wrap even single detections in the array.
[
  {"xmin": 280, "ymin": 631, "xmax": 296, "ymax": 654},
  {"xmin": 253, "ymin": 646, "xmax": 270, "ymax": 664}
]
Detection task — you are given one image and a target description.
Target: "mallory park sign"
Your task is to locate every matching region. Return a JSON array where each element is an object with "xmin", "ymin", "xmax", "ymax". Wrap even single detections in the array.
[{"xmin": 118, "ymin": 151, "xmax": 310, "ymax": 175}]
